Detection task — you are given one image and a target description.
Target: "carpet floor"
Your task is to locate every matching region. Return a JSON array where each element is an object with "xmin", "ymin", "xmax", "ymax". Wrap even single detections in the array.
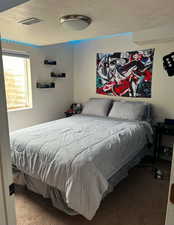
[{"xmin": 15, "ymin": 161, "xmax": 170, "ymax": 225}]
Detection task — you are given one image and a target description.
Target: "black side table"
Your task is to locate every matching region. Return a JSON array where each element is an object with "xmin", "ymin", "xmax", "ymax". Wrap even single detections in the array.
[{"xmin": 154, "ymin": 122, "xmax": 174, "ymax": 161}]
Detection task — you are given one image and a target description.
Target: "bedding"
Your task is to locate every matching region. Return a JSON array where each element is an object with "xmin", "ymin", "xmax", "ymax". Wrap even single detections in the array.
[
  {"xmin": 14, "ymin": 148, "xmax": 147, "ymax": 217},
  {"xmin": 122, "ymin": 100, "xmax": 152, "ymax": 121},
  {"xmin": 81, "ymin": 98, "xmax": 112, "ymax": 116},
  {"xmin": 10, "ymin": 115, "xmax": 153, "ymax": 220},
  {"xmin": 108, "ymin": 101, "xmax": 146, "ymax": 120}
]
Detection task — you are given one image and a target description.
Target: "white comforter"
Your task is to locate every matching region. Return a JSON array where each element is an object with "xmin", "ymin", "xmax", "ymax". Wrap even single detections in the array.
[{"xmin": 10, "ymin": 115, "xmax": 152, "ymax": 219}]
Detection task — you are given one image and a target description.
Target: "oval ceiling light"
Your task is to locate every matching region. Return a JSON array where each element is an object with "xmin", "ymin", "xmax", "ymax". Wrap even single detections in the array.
[{"xmin": 59, "ymin": 15, "xmax": 92, "ymax": 31}]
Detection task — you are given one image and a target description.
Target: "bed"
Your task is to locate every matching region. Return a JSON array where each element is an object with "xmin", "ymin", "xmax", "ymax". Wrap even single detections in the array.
[{"xmin": 10, "ymin": 99, "xmax": 153, "ymax": 220}]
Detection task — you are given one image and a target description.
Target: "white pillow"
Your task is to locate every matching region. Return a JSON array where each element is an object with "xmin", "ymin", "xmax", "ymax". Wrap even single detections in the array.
[
  {"xmin": 82, "ymin": 98, "xmax": 112, "ymax": 117},
  {"xmin": 108, "ymin": 101, "xmax": 145, "ymax": 120}
]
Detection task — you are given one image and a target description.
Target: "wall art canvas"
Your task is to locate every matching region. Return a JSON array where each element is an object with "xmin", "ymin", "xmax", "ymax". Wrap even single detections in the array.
[{"xmin": 96, "ymin": 49, "xmax": 155, "ymax": 98}]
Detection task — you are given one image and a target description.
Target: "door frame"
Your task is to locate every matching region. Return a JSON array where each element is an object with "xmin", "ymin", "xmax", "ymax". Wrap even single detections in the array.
[
  {"xmin": 165, "ymin": 148, "xmax": 174, "ymax": 225},
  {"xmin": 0, "ymin": 166, "xmax": 7, "ymax": 225},
  {"xmin": 0, "ymin": 38, "xmax": 16, "ymax": 225}
]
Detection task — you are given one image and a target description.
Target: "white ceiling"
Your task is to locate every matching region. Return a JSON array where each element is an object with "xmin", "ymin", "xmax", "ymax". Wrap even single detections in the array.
[
  {"xmin": 0, "ymin": 0, "xmax": 174, "ymax": 46},
  {"xmin": 0, "ymin": 0, "xmax": 30, "ymax": 12}
]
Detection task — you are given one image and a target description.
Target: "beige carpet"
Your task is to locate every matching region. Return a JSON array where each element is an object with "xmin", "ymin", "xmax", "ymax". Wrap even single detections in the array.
[{"xmin": 15, "ymin": 161, "xmax": 170, "ymax": 225}]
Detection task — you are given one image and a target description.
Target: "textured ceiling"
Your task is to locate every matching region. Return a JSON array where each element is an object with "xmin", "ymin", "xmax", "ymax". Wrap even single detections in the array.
[
  {"xmin": 0, "ymin": 0, "xmax": 174, "ymax": 46},
  {"xmin": 0, "ymin": 0, "xmax": 30, "ymax": 12}
]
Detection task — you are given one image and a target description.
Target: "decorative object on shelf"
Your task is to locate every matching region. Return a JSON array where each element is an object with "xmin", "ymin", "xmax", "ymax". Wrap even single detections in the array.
[
  {"xmin": 36, "ymin": 82, "xmax": 55, "ymax": 88},
  {"xmin": 51, "ymin": 72, "xmax": 66, "ymax": 78},
  {"xmin": 44, "ymin": 60, "xmax": 56, "ymax": 65},
  {"xmin": 59, "ymin": 14, "xmax": 92, "ymax": 31},
  {"xmin": 163, "ymin": 52, "xmax": 174, "ymax": 76},
  {"xmin": 40, "ymin": 58, "xmax": 65, "ymax": 88},
  {"xmin": 96, "ymin": 48, "xmax": 155, "ymax": 98},
  {"xmin": 65, "ymin": 103, "xmax": 82, "ymax": 117}
]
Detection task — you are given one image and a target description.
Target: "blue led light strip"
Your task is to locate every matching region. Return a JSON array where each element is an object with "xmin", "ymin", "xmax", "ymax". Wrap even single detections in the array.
[
  {"xmin": 0, "ymin": 32, "xmax": 133, "ymax": 47},
  {"xmin": 0, "ymin": 38, "xmax": 40, "ymax": 48},
  {"xmin": 67, "ymin": 32, "xmax": 133, "ymax": 45}
]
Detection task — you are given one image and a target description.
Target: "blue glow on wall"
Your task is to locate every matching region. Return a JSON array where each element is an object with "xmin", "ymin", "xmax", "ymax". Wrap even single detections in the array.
[
  {"xmin": 0, "ymin": 32, "xmax": 133, "ymax": 47},
  {"xmin": 0, "ymin": 38, "xmax": 40, "ymax": 48},
  {"xmin": 67, "ymin": 32, "xmax": 133, "ymax": 45}
]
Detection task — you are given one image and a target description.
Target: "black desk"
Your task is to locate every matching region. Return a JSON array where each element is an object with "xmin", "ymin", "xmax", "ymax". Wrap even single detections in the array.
[{"xmin": 154, "ymin": 122, "xmax": 174, "ymax": 160}]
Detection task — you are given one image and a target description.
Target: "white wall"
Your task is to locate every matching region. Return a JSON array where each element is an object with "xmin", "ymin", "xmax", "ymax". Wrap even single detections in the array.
[
  {"xmin": 3, "ymin": 31, "xmax": 174, "ymax": 131},
  {"xmin": 73, "ymin": 34, "xmax": 174, "ymax": 121},
  {"xmin": 2, "ymin": 42, "xmax": 73, "ymax": 131}
]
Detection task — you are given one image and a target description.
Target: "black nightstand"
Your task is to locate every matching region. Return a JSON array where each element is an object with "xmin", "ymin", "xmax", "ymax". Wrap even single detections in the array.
[{"xmin": 154, "ymin": 122, "xmax": 174, "ymax": 161}]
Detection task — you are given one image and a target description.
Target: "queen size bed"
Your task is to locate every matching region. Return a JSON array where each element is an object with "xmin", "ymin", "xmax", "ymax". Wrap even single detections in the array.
[{"xmin": 11, "ymin": 99, "xmax": 153, "ymax": 220}]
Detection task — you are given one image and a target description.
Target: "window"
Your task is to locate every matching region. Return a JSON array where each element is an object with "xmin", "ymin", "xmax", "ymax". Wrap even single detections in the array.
[{"xmin": 2, "ymin": 51, "xmax": 32, "ymax": 110}]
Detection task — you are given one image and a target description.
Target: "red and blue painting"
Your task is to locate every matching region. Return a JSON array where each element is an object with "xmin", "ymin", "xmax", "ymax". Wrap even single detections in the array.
[{"xmin": 96, "ymin": 49, "xmax": 155, "ymax": 98}]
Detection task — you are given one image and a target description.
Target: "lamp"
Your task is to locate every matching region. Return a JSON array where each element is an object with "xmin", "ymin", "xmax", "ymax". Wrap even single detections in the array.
[{"xmin": 59, "ymin": 15, "xmax": 92, "ymax": 31}]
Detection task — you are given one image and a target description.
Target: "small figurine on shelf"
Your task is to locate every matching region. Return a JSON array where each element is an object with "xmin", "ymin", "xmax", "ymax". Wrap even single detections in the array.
[{"xmin": 65, "ymin": 103, "xmax": 82, "ymax": 117}]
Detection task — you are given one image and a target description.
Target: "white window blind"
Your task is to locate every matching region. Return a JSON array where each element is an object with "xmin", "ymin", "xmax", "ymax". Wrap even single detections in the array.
[{"xmin": 2, "ymin": 51, "xmax": 32, "ymax": 110}]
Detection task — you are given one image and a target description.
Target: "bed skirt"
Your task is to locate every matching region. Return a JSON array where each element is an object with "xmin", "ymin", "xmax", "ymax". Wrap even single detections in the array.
[{"xmin": 13, "ymin": 147, "xmax": 148, "ymax": 216}]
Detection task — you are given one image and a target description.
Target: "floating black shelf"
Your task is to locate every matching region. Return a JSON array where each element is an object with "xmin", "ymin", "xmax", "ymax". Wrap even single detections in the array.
[
  {"xmin": 36, "ymin": 82, "xmax": 55, "ymax": 88},
  {"xmin": 50, "ymin": 72, "xmax": 66, "ymax": 78},
  {"xmin": 44, "ymin": 60, "xmax": 56, "ymax": 65}
]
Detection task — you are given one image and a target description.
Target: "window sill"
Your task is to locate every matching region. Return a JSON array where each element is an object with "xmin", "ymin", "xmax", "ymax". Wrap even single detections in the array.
[{"xmin": 8, "ymin": 107, "xmax": 33, "ymax": 112}]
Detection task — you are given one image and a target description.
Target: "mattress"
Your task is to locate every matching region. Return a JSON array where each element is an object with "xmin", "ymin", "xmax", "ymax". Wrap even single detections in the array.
[{"xmin": 10, "ymin": 115, "xmax": 153, "ymax": 219}]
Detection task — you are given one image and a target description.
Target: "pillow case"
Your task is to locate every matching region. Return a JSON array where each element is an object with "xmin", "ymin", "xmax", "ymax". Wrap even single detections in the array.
[
  {"xmin": 81, "ymin": 98, "xmax": 112, "ymax": 117},
  {"xmin": 108, "ymin": 101, "xmax": 146, "ymax": 121},
  {"xmin": 121, "ymin": 101, "xmax": 152, "ymax": 122},
  {"xmin": 117, "ymin": 100, "xmax": 152, "ymax": 121}
]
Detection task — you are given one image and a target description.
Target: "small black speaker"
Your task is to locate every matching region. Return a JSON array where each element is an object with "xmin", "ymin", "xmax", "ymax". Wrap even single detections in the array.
[{"xmin": 163, "ymin": 52, "xmax": 174, "ymax": 76}]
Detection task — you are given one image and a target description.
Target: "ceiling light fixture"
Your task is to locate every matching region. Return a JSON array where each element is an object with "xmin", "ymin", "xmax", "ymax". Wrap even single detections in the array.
[{"xmin": 59, "ymin": 15, "xmax": 92, "ymax": 31}]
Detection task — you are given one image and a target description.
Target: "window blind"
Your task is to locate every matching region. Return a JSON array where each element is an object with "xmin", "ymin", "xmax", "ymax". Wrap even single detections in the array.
[
  {"xmin": 2, "ymin": 49, "xmax": 29, "ymax": 59},
  {"xmin": 2, "ymin": 52, "xmax": 32, "ymax": 110}
]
